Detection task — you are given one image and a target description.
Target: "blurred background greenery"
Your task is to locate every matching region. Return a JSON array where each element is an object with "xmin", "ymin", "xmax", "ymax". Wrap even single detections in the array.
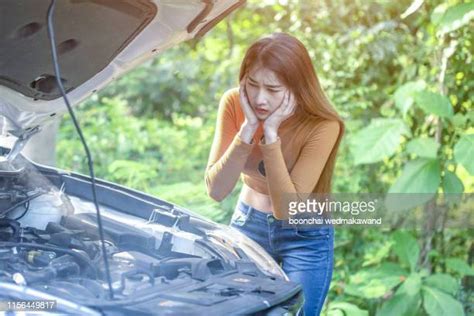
[{"xmin": 56, "ymin": 0, "xmax": 473, "ymax": 315}]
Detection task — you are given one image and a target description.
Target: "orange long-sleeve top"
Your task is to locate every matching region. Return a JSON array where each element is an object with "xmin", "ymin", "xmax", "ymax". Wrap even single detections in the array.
[{"xmin": 205, "ymin": 87, "xmax": 340, "ymax": 219}]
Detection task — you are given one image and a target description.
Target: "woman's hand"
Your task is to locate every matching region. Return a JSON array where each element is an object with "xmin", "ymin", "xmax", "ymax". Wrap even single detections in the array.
[
  {"xmin": 239, "ymin": 76, "xmax": 259, "ymax": 127},
  {"xmin": 238, "ymin": 76, "xmax": 259, "ymax": 144},
  {"xmin": 263, "ymin": 90, "xmax": 296, "ymax": 143}
]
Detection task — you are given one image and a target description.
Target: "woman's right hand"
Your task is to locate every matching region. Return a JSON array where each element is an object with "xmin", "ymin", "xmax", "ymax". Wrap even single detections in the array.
[
  {"xmin": 239, "ymin": 76, "xmax": 259, "ymax": 127},
  {"xmin": 238, "ymin": 76, "xmax": 259, "ymax": 144}
]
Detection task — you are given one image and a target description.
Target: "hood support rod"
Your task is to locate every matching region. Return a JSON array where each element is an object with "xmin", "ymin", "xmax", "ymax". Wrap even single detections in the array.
[{"xmin": 6, "ymin": 126, "xmax": 40, "ymax": 162}]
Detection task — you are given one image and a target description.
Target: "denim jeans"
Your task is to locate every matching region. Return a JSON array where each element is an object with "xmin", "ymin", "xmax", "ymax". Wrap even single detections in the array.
[{"xmin": 230, "ymin": 200, "xmax": 334, "ymax": 316}]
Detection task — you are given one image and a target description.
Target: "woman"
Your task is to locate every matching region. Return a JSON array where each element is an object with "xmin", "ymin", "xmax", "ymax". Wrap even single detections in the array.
[{"xmin": 205, "ymin": 33, "xmax": 344, "ymax": 316}]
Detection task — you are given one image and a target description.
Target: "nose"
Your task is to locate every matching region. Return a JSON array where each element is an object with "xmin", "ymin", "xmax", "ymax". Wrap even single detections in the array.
[{"xmin": 255, "ymin": 90, "xmax": 267, "ymax": 106}]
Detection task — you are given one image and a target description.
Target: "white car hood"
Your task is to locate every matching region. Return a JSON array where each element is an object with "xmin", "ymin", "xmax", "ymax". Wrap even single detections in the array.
[{"xmin": 0, "ymin": 0, "xmax": 244, "ymax": 138}]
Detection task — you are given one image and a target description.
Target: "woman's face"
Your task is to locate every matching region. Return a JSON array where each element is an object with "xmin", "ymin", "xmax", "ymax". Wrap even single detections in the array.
[{"xmin": 245, "ymin": 66, "xmax": 287, "ymax": 120}]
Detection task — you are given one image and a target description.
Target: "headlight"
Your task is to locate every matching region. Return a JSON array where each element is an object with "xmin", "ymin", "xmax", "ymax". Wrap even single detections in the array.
[{"xmin": 208, "ymin": 225, "xmax": 289, "ymax": 281}]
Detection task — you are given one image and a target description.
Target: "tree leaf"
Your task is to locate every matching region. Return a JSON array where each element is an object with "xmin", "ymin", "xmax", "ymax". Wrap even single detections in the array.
[
  {"xmin": 377, "ymin": 273, "xmax": 421, "ymax": 316},
  {"xmin": 392, "ymin": 231, "xmax": 420, "ymax": 272},
  {"xmin": 328, "ymin": 302, "xmax": 368, "ymax": 316},
  {"xmin": 377, "ymin": 292, "xmax": 420, "ymax": 316},
  {"xmin": 468, "ymin": 110, "xmax": 474, "ymax": 123},
  {"xmin": 424, "ymin": 274, "xmax": 459, "ymax": 296},
  {"xmin": 414, "ymin": 90, "xmax": 453, "ymax": 118},
  {"xmin": 454, "ymin": 134, "xmax": 474, "ymax": 175},
  {"xmin": 431, "ymin": 3, "xmax": 449, "ymax": 25},
  {"xmin": 400, "ymin": 0, "xmax": 424, "ymax": 20},
  {"xmin": 422, "ymin": 286, "xmax": 465, "ymax": 316},
  {"xmin": 350, "ymin": 118, "xmax": 411, "ymax": 165},
  {"xmin": 446, "ymin": 258, "xmax": 474, "ymax": 276},
  {"xmin": 327, "ymin": 309, "xmax": 345, "ymax": 316},
  {"xmin": 437, "ymin": 2, "xmax": 474, "ymax": 35},
  {"xmin": 442, "ymin": 171, "xmax": 464, "ymax": 204},
  {"xmin": 398, "ymin": 273, "xmax": 422, "ymax": 296},
  {"xmin": 346, "ymin": 263, "xmax": 407, "ymax": 299},
  {"xmin": 386, "ymin": 159, "xmax": 441, "ymax": 211},
  {"xmin": 450, "ymin": 113, "xmax": 467, "ymax": 127},
  {"xmin": 406, "ymin": 138, "xmax": 439, "ymax": 159},
  {"xmin": 393, "ymin": 81, "xmax": 426, "ymax": 116},
  {"xmin": 388, "ymin": 159, "xmax": 440, "ymax": 193}
]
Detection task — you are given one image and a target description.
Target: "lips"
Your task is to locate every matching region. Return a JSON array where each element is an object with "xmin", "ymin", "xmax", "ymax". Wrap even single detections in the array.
[{"xmin": 256, "ymin": 108, "xmax": 268, "ymax": 115}]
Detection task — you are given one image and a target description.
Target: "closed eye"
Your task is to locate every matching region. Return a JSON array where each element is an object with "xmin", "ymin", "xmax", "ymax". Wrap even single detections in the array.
[{"xmin": 247, "ymin": 81, "xmax": 281, "ymax": 92}]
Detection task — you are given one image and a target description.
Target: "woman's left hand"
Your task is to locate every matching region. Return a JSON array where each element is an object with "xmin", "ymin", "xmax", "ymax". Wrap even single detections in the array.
[{"xmin": 263, "ymin": 90, "xmax": 297, "ymax": 137}]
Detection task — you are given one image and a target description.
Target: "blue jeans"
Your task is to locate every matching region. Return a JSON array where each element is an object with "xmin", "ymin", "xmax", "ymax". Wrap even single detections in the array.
[{"xmin": 230, "ymin": 200, "xmax": 334, "ymax": 316}]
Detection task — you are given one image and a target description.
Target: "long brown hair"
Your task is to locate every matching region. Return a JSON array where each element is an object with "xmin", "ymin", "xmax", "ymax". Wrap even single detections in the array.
[{"xmin": 239, "ymin": 32, "xmax": 345, "ymax": 194}]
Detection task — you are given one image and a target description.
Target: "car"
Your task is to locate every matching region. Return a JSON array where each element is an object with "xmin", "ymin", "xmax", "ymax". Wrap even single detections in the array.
[{"xmin": 0, "ymin": 0, "xmax": 303, "ymax": 315}]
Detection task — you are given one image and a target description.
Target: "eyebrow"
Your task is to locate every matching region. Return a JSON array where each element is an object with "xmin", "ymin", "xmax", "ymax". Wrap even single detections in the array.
[{"xmin": 248, "ymin": 76, "xmax": 282, "ymax": 89}]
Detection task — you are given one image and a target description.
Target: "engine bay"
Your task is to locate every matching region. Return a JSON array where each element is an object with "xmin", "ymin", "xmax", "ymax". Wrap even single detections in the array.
[
  {"xmin": 0, "ymin": 157, "xmax": 301, "ymax": 314},
  {"xmin": 0, "ymin": 174, "xmax": 230, "ymax": 302}
]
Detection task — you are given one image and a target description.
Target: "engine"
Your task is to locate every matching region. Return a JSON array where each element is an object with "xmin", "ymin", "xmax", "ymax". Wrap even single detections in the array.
[{"xmin": 0, "ymin": 172, "xmax": 232, "ymax": 305}]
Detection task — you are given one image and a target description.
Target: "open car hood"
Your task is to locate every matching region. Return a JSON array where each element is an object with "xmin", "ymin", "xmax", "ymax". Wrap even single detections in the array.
[
  {"xmin": 0, "ymin": 0, "xmax": 245, "ymax": 138},
  {"xmin": 0, "ymin": 2, "xmax": 306, "ymax": 314}
]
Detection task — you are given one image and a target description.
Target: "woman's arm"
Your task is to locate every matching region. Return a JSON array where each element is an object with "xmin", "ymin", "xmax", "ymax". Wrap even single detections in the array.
[
  {"xmin": 260, "ymin": 120, "xmax": 340, "ymax": 219},
  {"xmin": 205, "ymin": 89, "xmax": 256, "ymax": 201}
]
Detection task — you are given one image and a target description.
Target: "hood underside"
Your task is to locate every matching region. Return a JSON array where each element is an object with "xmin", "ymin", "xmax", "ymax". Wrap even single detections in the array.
[
  {"xmin": 0, "ymin": 0, "xmax": 244, "ymax": 138},
  {"xmin": 1, "ymin": 0, "xmax": 157, "ymax": 101}
]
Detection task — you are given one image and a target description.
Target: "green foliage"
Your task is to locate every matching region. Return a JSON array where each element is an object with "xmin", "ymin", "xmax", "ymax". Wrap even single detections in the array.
[
  {"xmin": 406, "ymin": 137, "xmax": 440, "ymax": 159},
  {"xmin": 350, "ymin": 119, "xmax": 411, "ymax": 165},
  {"xmin": 344, "ymin": 263, "xmax": 406, "ymax": 299},
  {"xmin": 389, "ymin": 159, "xmax": 441, "ymax": 194},
  {"xmin": 56, "ymin": 0, "xmax": 473, "ymax": 315},
  {"xmin": 435, "ymin": 2, "xmax": 474, "ymax": 35},
  {"xmin": 445, "ymin": 258, "xmax": 474, "ymax": 277},
  {"xmin": 377, "ymin": 273, "xmax": 422, "ymax": 316},
  {"xmin": 422, "ymin": 286, "xmax": 465, "ymax": 316},
  {"xmin": 442, "ymin": 170, "xmax": 464, "ymax": 194},
  {"xmin": 392, "ymin": 231, "xmax": 420, "ymax": 272},
  {"xmin": 385, "ymin": 158, "xmax": 441, "ymax": 211},
  {"xmin": 424, "ymin": 274, "xmax": 460, "ymax": 296},
  {"xmin": 453, "ymin": 134, "xmax": 474, "ymax": 175},
  {"xmin": 336, "ymin": 229, "xmax": 469, "ymax": 316},
  {"xmin": 414, "ymin": 90, "xmax": 454, "ymax": 118},
  {"xmin": 394, "ymin": 81, "xmax": 426, "ymax": 116},
  {"xmin": 327, "ymin": 301, "xmax": 369, "ymax": 316},
  {"xmin": 108, "ymin": 160, "xmax": 158, "ymax": 191}
]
